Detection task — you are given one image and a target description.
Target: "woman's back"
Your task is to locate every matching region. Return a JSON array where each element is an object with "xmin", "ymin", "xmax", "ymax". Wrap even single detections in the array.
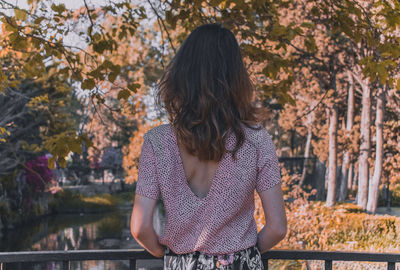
[
  {"xmin": 131, "ymin": 23, "xmax": 287, "ymax": 269},
  {"xmin": 135, "ymin": 122, "xmax": 281, "ymax": 255}
]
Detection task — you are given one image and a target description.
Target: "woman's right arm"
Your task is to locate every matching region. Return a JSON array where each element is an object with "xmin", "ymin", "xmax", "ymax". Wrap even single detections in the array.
[{"xmin": 256, "ymin": 182, "xmax": 287, "ymax": 254}]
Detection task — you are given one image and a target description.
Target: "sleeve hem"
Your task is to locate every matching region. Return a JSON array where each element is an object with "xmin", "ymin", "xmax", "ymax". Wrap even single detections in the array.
[
  {"xmin": 135, "ymin": 186, "xmax": 160, "ymax": 200},
  {"xmin": 256, "ymin": 178, "xmax": 282, "ymax": 194}
]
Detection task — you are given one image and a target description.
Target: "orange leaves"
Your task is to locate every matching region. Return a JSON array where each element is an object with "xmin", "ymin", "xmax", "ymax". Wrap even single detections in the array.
[{"xmin": 122, "ymin": 121, "xmax": 161, "ymax": 184}]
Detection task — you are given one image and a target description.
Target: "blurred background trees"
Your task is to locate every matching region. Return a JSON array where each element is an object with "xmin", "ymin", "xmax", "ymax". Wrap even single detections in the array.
[{"xmin": 0, "ymin": 0, "xmax": 399, "ymax": 227}]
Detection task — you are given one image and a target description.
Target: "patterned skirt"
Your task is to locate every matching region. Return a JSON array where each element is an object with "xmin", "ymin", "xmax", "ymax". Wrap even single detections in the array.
[{"xmin": 163, "ymin": 245, "xmax": 264, "ymax": 270}]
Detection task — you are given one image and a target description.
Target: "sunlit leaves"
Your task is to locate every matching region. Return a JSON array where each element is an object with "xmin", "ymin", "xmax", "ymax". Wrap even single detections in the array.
[
  {"xmin": 50, "ymin": 3, "xmax": 66, "ymax": 14},
  {"xmin": 44, "ymin": 132, "xmax": 95, "ymax": 169},
  {"xmin": 0, "ymin": 126, "xmax": 11, "ymax": 143},
  {"xmin": 14, "ymin": 9, "xmax": 27, "ymax": 21}
]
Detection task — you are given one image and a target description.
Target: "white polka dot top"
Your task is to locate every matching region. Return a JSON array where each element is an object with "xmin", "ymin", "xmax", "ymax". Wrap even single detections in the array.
[{"xmin": 135, "ymin": 122, "xmax": 282, "ymax": 255}]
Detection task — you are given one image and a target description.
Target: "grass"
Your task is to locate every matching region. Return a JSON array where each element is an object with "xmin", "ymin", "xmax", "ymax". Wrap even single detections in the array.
[{"xmin": 49, "ymin": 190, "xmax": 135, "ymax": 214}]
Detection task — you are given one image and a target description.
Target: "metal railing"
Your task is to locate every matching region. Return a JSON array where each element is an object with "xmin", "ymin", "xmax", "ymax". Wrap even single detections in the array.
[{"xmin": 0, "ymin": 249, "xmax": 399, "ymax": 270}]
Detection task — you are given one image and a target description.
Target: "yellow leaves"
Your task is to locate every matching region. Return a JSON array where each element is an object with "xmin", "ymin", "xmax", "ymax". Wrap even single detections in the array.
[
  {"xmin": 376, "ymin": 65, "xmax": 388, "ymax": 85},
  {"xmin": 21, "ymin": 141, "xmax": 41, "ymax": 152},
  {"xmin": 92, "ymin": 40, "xmax": 113, "ymax": 54},
  {"xmin": 127, "ymin": 83, "xmax": 140, "ymax": 93},
  {"xmin": 1, "ymin": 17, "xmax": 18, "ymax": 33},
  {"xmin": 118, "ymin": 81, "xmax": 141, "ymax": 100},
  {"xmin": 304, "ymin": 35, "xmax": 317, "ymax": 53},
  {"xmin": 33, "ymin": 17, "xmax": 45, "ymax": 25},
  {"xmin": 270, "ymin": 23, "xmax": 287, "ymax": 41},
  {"xmin": 300, "ymin": 22, "xmax": 316, "ymax": 30},
  {"xmin": 122, "ymin": 121, "xmax": 160, "ymax": 184},
  {"xmin": 14, "ymin": 9, "xmax": 27, "ymax": 21},
  {"xmin": 0, "ymin": 126, "xmax": 11, "ymax": 142},
  {"xmin": 165, "ymin": 10, "xmax": 178, "ymax": 29},
  {"xmin": 108, "ymin": 71, "xmax": 118, "ymax": 83},
  {"xmin": 44, "ymin": 132, "xmax": 95, "ymax": 169},
  {"xmin": 117, "ymin": 89, "xmax": 130, "ymax": 100},
  {"xmin": 27, "ymin": 94, "xmax": 49, "ymax": 109},
  {"xmin": 51, "ymin": 3, "xmax": 66, "ymax": 14},
  {"xmin": 81, "ymin": 78, "xmax": 95, "ymax": 90}
]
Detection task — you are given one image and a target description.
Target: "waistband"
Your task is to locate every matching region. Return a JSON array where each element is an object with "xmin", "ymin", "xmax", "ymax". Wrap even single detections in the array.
[{"xmin": 164, "ymin": 245, "xmax": 259, "ymax": 257}]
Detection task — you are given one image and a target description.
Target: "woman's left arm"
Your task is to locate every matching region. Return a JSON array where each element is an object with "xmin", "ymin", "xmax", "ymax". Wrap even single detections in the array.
[{"xmin": 130, "ymin": 194, "xmax": 165, "ymax": 258}]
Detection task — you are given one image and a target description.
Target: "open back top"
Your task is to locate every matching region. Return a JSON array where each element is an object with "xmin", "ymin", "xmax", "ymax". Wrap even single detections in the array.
[{"xmin": 135, "ymin": 122, "xmax": 281, "ymax": 255}]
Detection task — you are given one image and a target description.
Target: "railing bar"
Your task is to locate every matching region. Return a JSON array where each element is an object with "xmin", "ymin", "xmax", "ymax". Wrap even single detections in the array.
[
  {"xmin": 387, "ymin": 262, "xmax": 395, "ymax": 270},
  {"xmin": 129, "ymin": 259, "xmax": 136, "ymax": 270},
  {"xmin": 263, "ymin": 259, "xmax": 268, "ymax": 270},
  {"xmin": 62, "ymin": 260, "xmax": 70, "ymax": 270},
  {"xmin": 325, "ymin": 260, "xmax": 332, "ymax": 270}
]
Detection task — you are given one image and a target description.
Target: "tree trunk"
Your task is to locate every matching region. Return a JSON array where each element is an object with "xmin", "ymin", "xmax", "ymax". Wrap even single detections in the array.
[
  {"xmin": 347, "ymin": 163, "xmax": 354, "ymax": 191},
  {"xmin": 315, "ymin": 159, "xmax": 327, "ymax": 200},
  {"xmin": 347, "ymin": 162, "xmax": 354, "ymax": 190},
  {"xmin": 300, "ymin": 113, "xmax": 314, "ymax": 186},
  {"xmin": 326, "ymin": 104, "xmax": 338, "ymax": 207},
  {"xmin": 366, "ymin": 87, "xmax": 385, "ymax": 213},
  {"xmin": 325, "ymin": 108, "xmax": 330, "ymax": 191},
  {"xmin": 339, "ymin": 71, "xmax": 355, "ymax": 201},
  {"xmin": 354, "ymin": 72, "xmax": 371, "ymax": 210}
]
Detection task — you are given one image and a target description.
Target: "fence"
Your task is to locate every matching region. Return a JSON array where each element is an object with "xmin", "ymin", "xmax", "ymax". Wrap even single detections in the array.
[{"xmin": 1, "ymin": 249, "xmax": 399, "ymax": 270}]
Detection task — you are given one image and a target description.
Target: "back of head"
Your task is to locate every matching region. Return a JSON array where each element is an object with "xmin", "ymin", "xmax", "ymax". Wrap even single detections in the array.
[{"xmin": 156, "ymin": 23, "xmax": 267, "ymax": 162}]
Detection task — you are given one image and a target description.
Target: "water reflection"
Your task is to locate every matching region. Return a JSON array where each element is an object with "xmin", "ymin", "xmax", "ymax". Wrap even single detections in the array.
[{"xmin": 1, "ymin": 202, "xmax": 166, "ymax": 270}]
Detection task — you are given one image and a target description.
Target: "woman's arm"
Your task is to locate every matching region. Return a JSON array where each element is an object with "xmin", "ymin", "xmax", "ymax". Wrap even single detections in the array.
[
  {"xmin": 130, "ymin": 194, "xmax": 165, "ymax": 258},
  {"xmin": 256, "ymin": 183, "xmax": 287, "ymax": 254}
]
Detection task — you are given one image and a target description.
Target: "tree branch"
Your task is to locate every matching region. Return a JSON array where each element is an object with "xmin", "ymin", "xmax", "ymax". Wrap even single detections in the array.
[{"xmin": 147, "ymin": 0, "xmax": 176, "ymax": 54}]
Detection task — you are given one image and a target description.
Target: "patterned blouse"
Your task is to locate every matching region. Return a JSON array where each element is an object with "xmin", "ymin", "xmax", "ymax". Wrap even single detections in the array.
[{"xmin": 135, "ymin": 122, "xmax": 282, "ymax": 255}]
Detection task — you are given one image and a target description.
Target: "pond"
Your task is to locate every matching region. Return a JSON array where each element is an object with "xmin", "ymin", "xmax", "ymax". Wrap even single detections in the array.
[
  {"xmin": 2, "ymin": 203, "xmax": 399, "ymax": 270},
  {"xmin": 0, "ymin": 203, "xmax": 166, "ymax": 270}
]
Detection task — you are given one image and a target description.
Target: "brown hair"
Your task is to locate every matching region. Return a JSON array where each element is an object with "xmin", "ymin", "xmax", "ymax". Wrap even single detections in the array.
[{"xmin": 156, "ymin": 23, "xmax": 269, "ymax": 162}]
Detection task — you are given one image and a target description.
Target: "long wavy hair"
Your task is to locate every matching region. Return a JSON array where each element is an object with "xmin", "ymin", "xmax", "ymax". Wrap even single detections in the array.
[{"xmin": 156, "ymin": 23, "xmax": 269, "ymax": 162}]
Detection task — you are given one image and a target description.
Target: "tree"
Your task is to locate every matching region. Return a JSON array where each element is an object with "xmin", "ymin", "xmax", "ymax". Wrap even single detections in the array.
[
  {"xmin": 1, "ymin": 0, "xmax": 399, "ymax": 212},
  {"xmin": 338, "ymin": 70, "xmax": 355, "ymax": 202}
]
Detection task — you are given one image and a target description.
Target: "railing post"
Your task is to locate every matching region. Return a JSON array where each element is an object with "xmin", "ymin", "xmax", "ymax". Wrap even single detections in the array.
[
  {"xmin": 62, "ymin": 260, "xmax": 70, "ymax": 270},
  {"xmin": 325, "ymin": 260, "xmax": 332, "ymax": 270},
  {"xmin": 263, "ymin": 259, "xmax": 268, "ymax": 270},
  {"xmin": 387, "ymin": 262, "xmax": 395, "ymax": 270},
  {"xmin": 129, "ymin": 259, "xmax": 136, "ymax": 270}
]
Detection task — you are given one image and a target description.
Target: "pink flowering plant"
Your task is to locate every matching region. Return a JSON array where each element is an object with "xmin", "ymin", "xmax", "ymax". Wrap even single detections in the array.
[{"xmin": 24, "ymin": 155, "xmax": 54, "ymax": 192}]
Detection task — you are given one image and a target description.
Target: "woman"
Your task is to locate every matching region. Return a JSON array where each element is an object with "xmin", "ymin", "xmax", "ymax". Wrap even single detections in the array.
[{"xmin": 131, "ymin": 23, "xmax": 287, "ymax": 270}]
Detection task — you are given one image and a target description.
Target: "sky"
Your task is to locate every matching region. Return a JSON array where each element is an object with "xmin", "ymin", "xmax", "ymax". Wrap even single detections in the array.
[{"xmin": 10, "ymin": 0, "xmax": 110, "ymax": 10}]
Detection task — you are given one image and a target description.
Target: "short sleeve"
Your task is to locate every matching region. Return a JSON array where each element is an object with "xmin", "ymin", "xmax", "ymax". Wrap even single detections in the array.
[
  {"xmin": 256, "ymin": 130, "xmax": 282, "ymax": 193},
  {"xmin": 135, "ymin": 133, "xmax": 160, "ymax": 200}
]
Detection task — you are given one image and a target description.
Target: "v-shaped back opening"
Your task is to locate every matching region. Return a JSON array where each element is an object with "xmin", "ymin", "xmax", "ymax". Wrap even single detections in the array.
[{"xmin": 168, "ymin": 123, "xmax": 225, "ymax": 200}]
